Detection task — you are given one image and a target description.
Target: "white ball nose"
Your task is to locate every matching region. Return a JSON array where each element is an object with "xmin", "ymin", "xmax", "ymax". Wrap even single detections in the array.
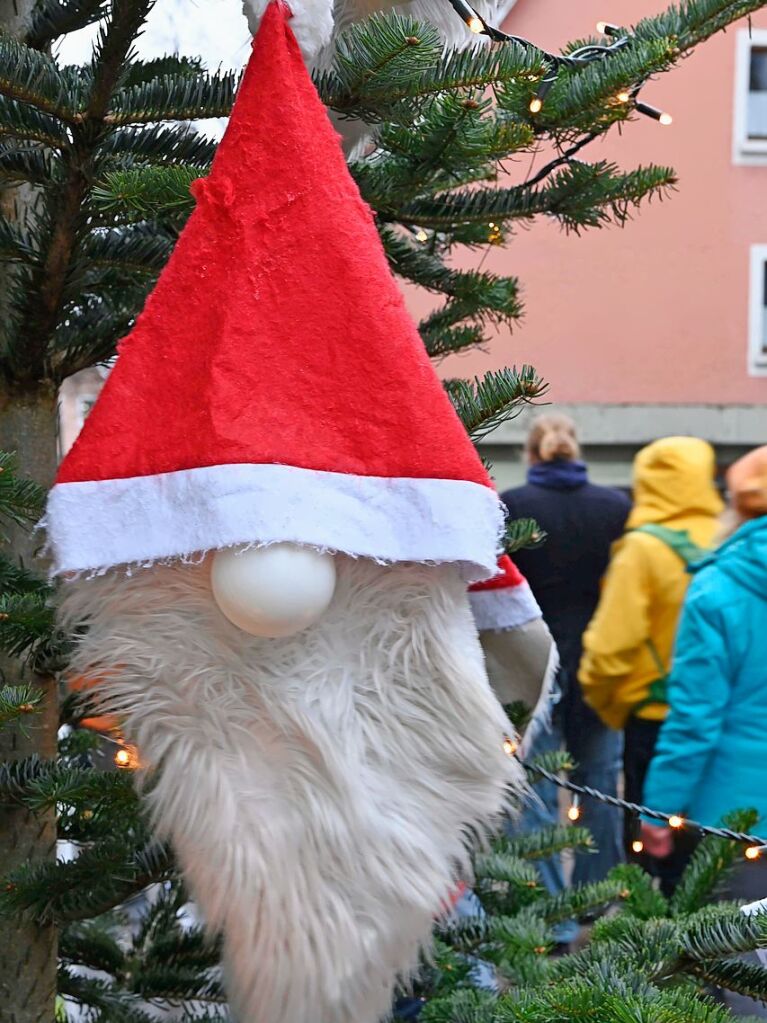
[{"xmin": 211, "ymin": 542, "xmax": 337, "ymax": 637}]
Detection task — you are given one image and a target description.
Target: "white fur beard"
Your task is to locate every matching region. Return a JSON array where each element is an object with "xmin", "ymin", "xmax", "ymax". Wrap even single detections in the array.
[{"xmin": 59, "ymin": 556, "xmax": 523, "ymax": 1023}]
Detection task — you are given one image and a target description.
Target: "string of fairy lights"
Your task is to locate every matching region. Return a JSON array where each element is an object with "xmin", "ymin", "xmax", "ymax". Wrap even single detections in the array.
[
  {"xmin": 105, "ymin": 726, "xmax": 767, "ymax": 862},
  {"xmin": 499, "ymin": 737, "xmax": 767, "ymax": 861},
  {"xmin": 441, "ymin": 3, "xmax": 763, "ymax": 865},
  {"xmin": 409, "ymin": 6, "xmax": 672, "ymax": 248},
  {"xmin": 446, "ymin": 0, "xmax": 673, "ymax": 124}
]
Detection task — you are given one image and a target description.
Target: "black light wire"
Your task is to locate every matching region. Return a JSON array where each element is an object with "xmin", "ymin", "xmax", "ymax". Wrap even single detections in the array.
[{"xmin": 518, "ymin": 755, "xmax": 767, "ymax": 849}]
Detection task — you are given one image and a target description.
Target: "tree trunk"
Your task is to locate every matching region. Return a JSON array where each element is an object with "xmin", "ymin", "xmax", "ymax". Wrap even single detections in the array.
[
  {"xmin": 0, "ymin": 398, "xmax": 59, "ymax": 1021},
  {"xmin": 0, "ymin": 0, "xmax": 59, "ymax": 1016}
]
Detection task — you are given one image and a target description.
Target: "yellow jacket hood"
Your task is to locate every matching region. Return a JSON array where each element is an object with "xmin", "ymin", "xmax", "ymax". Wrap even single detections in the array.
[
  {"xmin": 579, "ymin": 437, "xmax": 722, "ymax": 730},
  {"xmin": 627, "ymin": 437, "xmax": 723, "ymax": 529}
]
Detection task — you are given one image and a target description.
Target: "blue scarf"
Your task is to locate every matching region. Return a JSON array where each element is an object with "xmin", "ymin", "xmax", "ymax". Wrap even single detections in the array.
[{"xmin": 528, "ymin": 459, "xmax": 588, "ymax": 490}]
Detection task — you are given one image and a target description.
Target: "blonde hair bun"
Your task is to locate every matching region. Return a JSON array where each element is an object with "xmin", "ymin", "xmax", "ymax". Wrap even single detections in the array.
[{"xmin": 526, "ymin": 414, "xmax": 580, "ymax": 464}]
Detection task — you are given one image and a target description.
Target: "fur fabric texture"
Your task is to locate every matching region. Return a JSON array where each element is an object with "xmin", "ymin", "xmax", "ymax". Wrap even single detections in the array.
[
  {"xmin": 243, "ymin": 0, "xmax": 334, "ymax": 56},
  {"xmin": 60, "ymin": 556, "xmax": 523, "ymax": 1023}
]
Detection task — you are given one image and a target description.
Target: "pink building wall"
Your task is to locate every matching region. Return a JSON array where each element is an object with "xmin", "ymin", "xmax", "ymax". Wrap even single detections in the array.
[{"xmin": 415, "ymin": 0, "xmax": 767, "ymax": 407}]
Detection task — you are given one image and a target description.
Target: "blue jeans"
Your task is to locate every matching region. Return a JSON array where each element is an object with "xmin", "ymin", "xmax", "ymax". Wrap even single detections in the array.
[{"xmin": 511, "ymin": 668, "xmax": 624, "ymax": 942}]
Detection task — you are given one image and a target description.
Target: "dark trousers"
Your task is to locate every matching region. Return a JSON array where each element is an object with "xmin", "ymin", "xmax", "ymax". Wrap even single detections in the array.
[{"xmin": 623, "ymin": 715, "xmax": 695, "ymax": 897}]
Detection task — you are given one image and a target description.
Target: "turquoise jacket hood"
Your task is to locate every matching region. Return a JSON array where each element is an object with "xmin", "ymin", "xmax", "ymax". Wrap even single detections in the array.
[
  {"xmin": 643, "ymin": 515, "xmax": 767, "ymax": 827},
  {"xmin": 704, "ymin": 516, "xmax": 767, "ymax": 602}
]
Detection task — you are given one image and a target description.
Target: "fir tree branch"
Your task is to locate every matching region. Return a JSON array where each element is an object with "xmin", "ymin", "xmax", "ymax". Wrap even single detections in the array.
[
  {"xmin": 0, "ymin": 95, "xmax": 68, "ymax": 145},
  {"xmin": 0, "ymin": 838, "xmax": 174, "ymax": 924},
  {"xmin": 0, "ymin": 689, "xmax": 43, "ymax": 733},
  {"xmin": 324, "ymin": 13, "xmax": 442, "ymax": 104},
  {"xmin": 58, "ymin": 968, "xmax": 157, "ymax": 1023},
  {"xmin": 318, "ymin": 15, "xmax": 546, "ymax": 118},
  {"xmin": 0, "ymin": 32, "xmax": 76, "ymax": 117},
  {"xmin": 0, "ymin": 555, "xmax": 48, "ymax": 595},
  {"xmin": 474, "ymin": 851, "xmax": 542, "ymax": 891},
  {"xmin": 0, "ymin": 141, "xmax": 57, "ymax": 185},
  {"xmin": 121, "ymin": 55, "xmax": 204, "ymax": 88},
  {"xmin": 634, "ymin": 0, "xmax": 767, "ymax": 54},
  {"xmin": 670, "ymin": 810, "xmax": 760, "ymax": 918},
  {"xmin": 523, "ymin": 749, "xmax": 576, "ymax": 779},
  {"xmin": 25, "ymin": 0, "xmax": 110, "ymax": 51},
  {"xmin": 91, "ymin": 164, "xmax": 199, "ymax": 218},
  {"xmin": 49, "ymin": 295, "xmax": 138, "ymax": 378},
  {"xmin": 602, "ymin": 862, "xmax": 669, "ymax": 921},
  {"xmin": 504, "ymin": 517, "xmax": 547, "ymax": 555},
  {"xmin": 680, "ymin": 906, "xmax": 767, "ymax": 961},
  {"xmin": 86, "ymin": 0, "xmax": 154, "ymax": 121},
  {"xmin": 80, "ymin": 221, "xmax": 174, "ymax": 276},
  {"xmin": 691, "ymin": 957, "xmax": 767, "ymax": 1002},
  {"xmin": 0, "ymin": 591, "xmax": 57, "ymax": 662},
  {"xmin": 539, "ymin": 876, "xmax": 632, "ymax": 925},
  {"xmin": 421, "ymin": 323, "xmax": 486, "ymax": 358},
  {"xmin": 98, "ymin": 122, "xmax": 216, "ymax": 167},
  {"xmin": 107, "ymin": 69, "xmax": 237, "ymax": 125},
  {"xmin": 396, "ymin": 161, "xmax": 677, "ymax": 230},
  {"xmin": 127, "ymin": 964, "xmax": 226, "ymax": 1002},
  {"xmin": 60, "ymin": 921, "xmax": 125, "ymax": 975},
  {"xmin": 380, "ymin": 225, "xmax": 513, "ymax": 301},
  {"xmin": 0, "ymin": 451, "xmax": 46, "ymax": 528},
  {"xmin": 445, "ymin": 366, "xmax": 547, "ymax": 441},
  {"xmin": 140, "ymin": 925, "xmax": 221, "ymax": 972},
  {"xmin": 495, "ymin": 825, "xmax": 596, "ymax": 861}
]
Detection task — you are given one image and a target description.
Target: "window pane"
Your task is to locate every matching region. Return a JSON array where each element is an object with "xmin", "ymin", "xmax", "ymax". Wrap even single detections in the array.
[
  {"xmin": 747, "ymin": 47, "xmax": 767, "ymax": 139},
  {"xmin": 750, "ymin": 47, "xmax": 767, "ymax": 90}
]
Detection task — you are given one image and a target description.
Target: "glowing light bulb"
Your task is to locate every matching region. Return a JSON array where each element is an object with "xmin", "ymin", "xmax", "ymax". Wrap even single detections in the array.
[
  {"xmin": 746, "ymin": 846, "xmax": 762, "ymax": 860},
  {"xmin": 668, "ymin": 815, "xmax": 684, "ymax": 829},
  {"xmin": 617, "ymin": 90, "xmax": 631, "ymax": 103},
  {"xmin": 114, "ymin": 744, "xmax": 140, "ymax": 769},
  {"xmin": 468, "ymin": 15, "xmax": 484, "ymax": 33},
  {"xmin": 631, "ymin": 839, "xmax": 644, "ymax": 854},
  {"xmin": 596, "ymin": 20, "xmax": 608, "ymax": 33},
  {"xmin": 503, "ymin": 737, "xmax": 518, "ymax": 757},
  {"xmin": 488, "ymin": 222, "xmax": 503, "ymax": 244},
  {"xmin": 529, "ymin": 96, "xmax": 543, "ymax": 114},
  {"xmin": 567, "ymin": 801, "xmax": 581, "ymax": 822},
  {"xmin": 659, "ymin": 111, "xmax": 673, "ymax": 126},
  {"xmin": 415, "ymin": 229, "xmax": 428, "ymax": 242}
]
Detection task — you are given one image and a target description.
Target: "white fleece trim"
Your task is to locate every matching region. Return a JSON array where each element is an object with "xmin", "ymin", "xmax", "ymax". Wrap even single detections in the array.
[
  {"xmin": 243, "ymin": 0, "xmax": 334, "ymax": 57},
  {"xmin": 468, "ymin": 580, "xmax": 541, "ymax": 633},
  {"xmin": 46, "ymin": 463, "xmax": 504, "ymax": 581}
]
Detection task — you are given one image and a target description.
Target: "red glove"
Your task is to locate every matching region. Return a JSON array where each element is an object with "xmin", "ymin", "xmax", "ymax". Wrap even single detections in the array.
[{"xmin": 640, "ymin": 822, "xmax": 674, "ymax": 859}]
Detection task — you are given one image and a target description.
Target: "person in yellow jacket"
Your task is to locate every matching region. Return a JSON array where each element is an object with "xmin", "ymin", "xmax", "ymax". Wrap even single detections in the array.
[{"xmin": 579, "ymin": 436, "xmax": 722, "ymax": 893}]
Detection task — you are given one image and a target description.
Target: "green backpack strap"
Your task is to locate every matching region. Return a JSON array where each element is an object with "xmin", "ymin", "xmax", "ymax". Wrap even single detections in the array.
[
  {"xmin": 632, "ymin": 523, "xmax": 707, "ymax": 568},
  {"xmin": 631, "ymin": 524, "xmax": 708, "ymax": 713}
]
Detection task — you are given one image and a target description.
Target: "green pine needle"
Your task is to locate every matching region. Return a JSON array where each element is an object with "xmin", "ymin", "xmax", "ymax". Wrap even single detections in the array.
[
  {"xmin": 445, "ymin": 367, "xmax": 548, "ymax": 441},
  {"xmin": 0, "ymin": 686, "xmax": 43, "ymax": 732}
]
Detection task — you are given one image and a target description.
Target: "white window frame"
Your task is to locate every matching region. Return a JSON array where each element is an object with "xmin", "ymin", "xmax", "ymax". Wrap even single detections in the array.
[
  {"xmin": 748, "ymin": 245, "xmax": 767, "ymax": 376},
  {"xmin": 733, "ymin": 28, "xmax": 767, "ymax": 165}
]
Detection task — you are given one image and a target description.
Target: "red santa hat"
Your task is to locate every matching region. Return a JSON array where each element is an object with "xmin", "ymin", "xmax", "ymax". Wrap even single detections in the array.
[
  {"xmin": 468, "ymin": 554, "xmax": 542, "ymax": 632},
  {"xmin": 45, "ymin": 1, "xmax": 504, "ymax": 581}
]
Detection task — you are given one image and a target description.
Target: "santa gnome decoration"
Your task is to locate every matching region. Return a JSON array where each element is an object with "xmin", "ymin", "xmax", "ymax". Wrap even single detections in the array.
[
  {"xmin": 45, "ymin": 4, "xmax": 524, "ymax": 1022},
  {"xmin": 469, "ymin": 555, "xmax": 559, "ymax": 752}
]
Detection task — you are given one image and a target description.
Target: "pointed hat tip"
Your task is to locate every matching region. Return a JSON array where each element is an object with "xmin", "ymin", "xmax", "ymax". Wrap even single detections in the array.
[{"xmin": 244, "ymin": 0, "xmax": 334, "ymax": 58}]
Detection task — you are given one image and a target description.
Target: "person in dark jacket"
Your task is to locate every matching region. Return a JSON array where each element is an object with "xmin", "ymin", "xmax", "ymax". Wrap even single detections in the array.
[{"xmin": 502, "ymin": 415, "xmax": 630, "ymax": 937}]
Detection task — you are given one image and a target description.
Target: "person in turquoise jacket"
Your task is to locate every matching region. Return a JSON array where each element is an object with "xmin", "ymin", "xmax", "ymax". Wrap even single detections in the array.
[{"xmin": 641, "ymin": 445, "xmax": 767, "ymax": 856}]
